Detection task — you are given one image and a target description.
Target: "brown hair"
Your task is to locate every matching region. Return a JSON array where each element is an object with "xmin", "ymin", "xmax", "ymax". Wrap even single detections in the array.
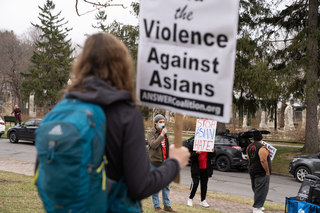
[{"xmin": 67, "ymin": 33, "xmax": 136, "ymax": 103}]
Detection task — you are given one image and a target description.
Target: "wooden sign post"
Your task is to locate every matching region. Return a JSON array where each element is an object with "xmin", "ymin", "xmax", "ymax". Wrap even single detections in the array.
[{"xmin": 173, "ymin": 113, "xmax": 183, "ymax": 183}]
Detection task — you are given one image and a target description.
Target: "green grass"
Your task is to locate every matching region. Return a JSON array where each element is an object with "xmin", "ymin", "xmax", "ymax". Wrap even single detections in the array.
[
  {"xmin": 2, "ymin": 125, "xmax": 11, "ymax": 138},
  {"xmin": 170, "ymin": 185, "xmax": 285, "ymax": 212},
  {"xmin": 0, "ymin": 171, "xmax": 45, "ymax": 213},
  {"xmin": 272, "ymin": 146, "xmax": 305, "ymax": 175},
  {"xmin": 141, "ymin": 199, "xmax": 221, "ymax": 213},
  {"xmin": 0, "ymin": 171, "xmax": 285, "ymax": 212},
  {"xmin": 0, "ymin": 171, "xmax": 222, "ymax": 213}
]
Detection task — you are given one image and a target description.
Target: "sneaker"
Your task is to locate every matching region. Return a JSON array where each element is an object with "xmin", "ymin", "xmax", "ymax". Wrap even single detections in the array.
[
  {"xmin": 200, "ymin": 200, "xmax": 210, "ymax": 208},
  {"xmin": 253, "ymin": 208, "xmax": 263, "ymax": 213},
  {"xmin": 154, "ymin": 207, "xmax": 165, "ymax": 212},
  {"xmin": 187, "ymin": 199, "xmax": 193, "ymax": 206},
  {"xmin": 260, "ymin": 207, "xmax": 265, "ymax": 211}
]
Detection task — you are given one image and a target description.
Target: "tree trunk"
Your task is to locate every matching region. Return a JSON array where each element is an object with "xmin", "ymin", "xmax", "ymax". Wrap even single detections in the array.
[
  {"xmin": 303, "ymin": 0, "xmax": 319, "ymax": 153},
  {"xmin": 279, "ymin": 102, "xmax": 286, "ymax": 128}
]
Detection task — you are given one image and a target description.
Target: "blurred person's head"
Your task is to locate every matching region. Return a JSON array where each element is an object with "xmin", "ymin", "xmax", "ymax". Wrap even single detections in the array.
[
  {"xmin": 154, "ymin": 114, "xmax": 165, "ymax": 130},
  {"xmin": 67, "ymin": 33, "xmax": 135, "ymax": 102},
  {"xmin": 14, "ymin": 105, "xmax": 19, "ymax": 109}
]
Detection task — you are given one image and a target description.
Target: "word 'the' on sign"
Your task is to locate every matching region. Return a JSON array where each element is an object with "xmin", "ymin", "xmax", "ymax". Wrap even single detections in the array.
[{"xmin": 136, "ymin": 0, "xmax": 240, "ymax": 123}]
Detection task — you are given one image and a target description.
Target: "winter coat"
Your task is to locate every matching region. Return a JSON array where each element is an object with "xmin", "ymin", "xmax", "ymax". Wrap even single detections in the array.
[
  {"xmin": 147, "ymin": 126, "xmax": 170, "ymax": 167},
  {"xmin": 11, "ymin": 108, "xmax": 22, "ymax": 120},
  {"xmin": 68, "ymin": 76, "xmax": 180, "ymax": 200},
  {"xmin": 190, "ymin": 140, "xmax": 215, "ymax": 178}
]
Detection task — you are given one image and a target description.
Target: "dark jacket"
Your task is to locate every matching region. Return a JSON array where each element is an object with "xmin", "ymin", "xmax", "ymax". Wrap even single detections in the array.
[
  {"xmin": 68, "ymin": 76, "xmax": 180, "ymax": 200},
  {"xmin": 147, "ymin": 126, "xmax": 170, "ymax": 167},
  {"xmin": 190, "ymin": 140, "xmax": 215, "ymax": 178},
  {"xmin": 12, "ymin": 108, "xmax": 22, "ymax": 120}
]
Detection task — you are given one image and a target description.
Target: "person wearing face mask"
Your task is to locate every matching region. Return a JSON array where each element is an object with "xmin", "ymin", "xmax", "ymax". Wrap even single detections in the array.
[{"xmin": 147, "ymin": 114, "xmax": 177, "ymax": 213}]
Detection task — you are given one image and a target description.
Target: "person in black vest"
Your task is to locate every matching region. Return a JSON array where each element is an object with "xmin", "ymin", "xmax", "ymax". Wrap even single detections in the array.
[
  {"xmin": 246, "ymin": 131, "xmax": 272, "ymax": 213},
  {"xmin": 187, "ymin": 139, "xmax": 215, "ymax": 208}
]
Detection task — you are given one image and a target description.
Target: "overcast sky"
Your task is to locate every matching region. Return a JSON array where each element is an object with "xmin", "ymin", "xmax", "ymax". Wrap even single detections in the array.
[{"xmin": 0, "ymin": 0, "xmax": 138, "ymax": 46}]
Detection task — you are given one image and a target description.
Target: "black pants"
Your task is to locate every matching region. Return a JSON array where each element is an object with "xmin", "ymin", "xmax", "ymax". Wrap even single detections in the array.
[
  {"xmin": 15, "ymin": 119, "xmax": 21, "ymax": 126},
  {"xmin": 251, "ymin": 174, "xmax": 270, "ymax": 208},
  {"xmin": 189, "ymin": 169, "xmax": 208, "ymax": 201}
]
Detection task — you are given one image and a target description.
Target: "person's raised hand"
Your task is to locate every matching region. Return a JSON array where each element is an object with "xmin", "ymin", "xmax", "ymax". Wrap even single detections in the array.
[
  {"xmin": 196, "ymin": 151, "xmax": 201, "ymax": 154},
  {"xmin": 169, "ymin": 144, "xmax": 190, "ymax": 169},
  {"xmin": 161, "ymin": 127, "xmax": 168, "ymax": 136}
]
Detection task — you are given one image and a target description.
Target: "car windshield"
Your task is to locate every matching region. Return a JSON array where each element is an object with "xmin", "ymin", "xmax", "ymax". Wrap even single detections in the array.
[
  {"xmin": 215, "ymin": 135, "xmax": 237, "ymax": 146},
  {"xmin": 23, "ymin": 120, "xmax": 35, "ymax": 126}
]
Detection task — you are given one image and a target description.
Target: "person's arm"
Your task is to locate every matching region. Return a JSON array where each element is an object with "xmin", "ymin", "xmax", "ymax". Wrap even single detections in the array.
[
  {"xmin": 122, "ymin": 109, "xmax": 184, "ymax": 200},
  {"xmin": 246, "ymin": 147, "xmax": 250, "ymax": 163},
  {"xmin": 147, "ymin": 129, "xmax": 163, "ymax": 149},
  {"xmin": 258, "ymin": 147, "xmax": 270, "ymax": 175}
]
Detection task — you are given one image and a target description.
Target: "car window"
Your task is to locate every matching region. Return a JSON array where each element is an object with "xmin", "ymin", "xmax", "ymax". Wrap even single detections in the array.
[
  {"xmin": 215, "ymin": 135, "xmax": 237, "ymax": 146},
  {"xmin": 34, "ymin": 120, "xmax": 42, "ymax": 126},
  {"xmin": 23, "ymin": 120, "xmax": 35, "ymax": 126}
]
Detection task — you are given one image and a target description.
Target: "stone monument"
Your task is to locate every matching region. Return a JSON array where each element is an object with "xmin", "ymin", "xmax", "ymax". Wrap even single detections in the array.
[
  {"xmin": 259, "ymin": 110, "xmax": 267, "ymax": 129},
  {"xmin": 29, "ymin": 94, "xmax": 36, "ymax": 117},
  {"xmin": 284, "ymin": 103, "xmax": 294, "ymax": 131},
  {"xmin": 302, "ymin": 109, "xmax": 306, "ymax": 129},
  {"xmin": 242, "ymin": 115, "xmax": 248, "ymax": 128}
]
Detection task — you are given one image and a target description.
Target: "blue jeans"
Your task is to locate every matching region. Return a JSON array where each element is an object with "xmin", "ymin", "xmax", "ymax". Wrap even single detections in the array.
[{"xmin": 150, "ymin": 164, "xmax": 171, "ymax": 207}]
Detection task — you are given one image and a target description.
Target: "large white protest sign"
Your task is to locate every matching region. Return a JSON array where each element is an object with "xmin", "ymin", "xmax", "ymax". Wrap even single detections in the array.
[
  {"xmin": 193, "ymin": 119, "xmax": 217, "ymax": 152},
  {"xmin": 136, "ymin": 0, "xmax": 239, "ymax": 123},
  {"xmin": 262, "ymin": 141, "xmax": 277, "ymax": 161}
]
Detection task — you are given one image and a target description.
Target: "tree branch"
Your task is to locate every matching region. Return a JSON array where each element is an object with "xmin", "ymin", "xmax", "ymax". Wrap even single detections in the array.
[{"xmin": 75, "ymin": 0, "xmax": 126, "ymax": 16}]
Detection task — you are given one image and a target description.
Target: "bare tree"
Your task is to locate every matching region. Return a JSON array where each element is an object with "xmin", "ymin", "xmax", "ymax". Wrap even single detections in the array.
[{"xmin": 0, "ymin": 30, "xmax": 34, "ymax": 107}]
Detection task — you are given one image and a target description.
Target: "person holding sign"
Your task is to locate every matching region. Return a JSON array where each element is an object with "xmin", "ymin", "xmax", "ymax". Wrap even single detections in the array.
[
  {"xmin": 63, "ymin": 33, "xmax": 190, "ymax": 212},
  {"xmin": 246, "ymin": 131, "xmax": 272, "ymax": 213},
  {"xmin": 147, "ymin": 114, "xmax": 177, "ymax": 212},
  {"xmin": 187, "ymin": 139, "xmax": 215, "ymax": 208}
]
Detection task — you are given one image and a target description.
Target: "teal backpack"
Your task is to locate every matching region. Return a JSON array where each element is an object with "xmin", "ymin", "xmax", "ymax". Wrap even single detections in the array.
[{"xmin": 33, "ymin": 97, "xmax": 141, "ymax": 213}]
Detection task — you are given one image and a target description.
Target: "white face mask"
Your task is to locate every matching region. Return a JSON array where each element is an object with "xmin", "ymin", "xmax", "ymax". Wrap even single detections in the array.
[{"xmin": 157, "ymin": 123, "xmax": 165, "ymax": 129}]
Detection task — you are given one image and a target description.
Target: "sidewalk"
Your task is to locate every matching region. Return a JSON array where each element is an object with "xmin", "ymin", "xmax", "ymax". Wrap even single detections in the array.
[{"xmin": 0, "ymin": 157, "xmax": 282, "ymax": 213}]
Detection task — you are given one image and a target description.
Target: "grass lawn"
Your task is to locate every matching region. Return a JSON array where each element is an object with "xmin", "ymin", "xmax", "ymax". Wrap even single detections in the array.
[
  {"xmin": 2, "ymin": 125, "xmax": 12, "ymax": 138},
  {"xmin": 272, "ymin": 146, "xmax": 305, "ymax": 175},
  {"xmin": 0, "ymin": 171, "xmax": 285, "ymax": 212},
  {"xmin": 141, "ymin": 199, "xmax": 221, "ymax": 213},
  {"xmin": 0, "ymin": 171, "xmax": 222, "ymax": 213},
  {"xmin": 0, "ymin": 171, "xmax": 45, "ymax": 213}
]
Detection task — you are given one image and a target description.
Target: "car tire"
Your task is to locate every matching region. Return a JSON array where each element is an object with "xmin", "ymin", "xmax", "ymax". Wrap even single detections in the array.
[
  {"xmin": 216, "ymin": 156, "xmax": 231, "ymax": 172},
  {"xmin": 9, "ymin": 132, "xmax": 18, "ymax": 143},
  {"xmin": 295, "ymin": 166, "xmax": 310, "ymax": 182}
]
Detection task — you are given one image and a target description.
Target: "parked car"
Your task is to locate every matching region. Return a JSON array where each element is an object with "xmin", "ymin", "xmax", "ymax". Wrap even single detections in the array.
[
  {"xmin": 7, "ymin": 118, "xmax": 43, "ymax": 144},
  {"xmin": 0, "ymin": 117, "xmax": 5, "ymax": 137},
  {"xmin": 183, "ymin": 129, "xmax": 270, "ymax": 172},
  {"xmin": 289, "ymin": 153, "xmax": 320, "ymax": 182}
]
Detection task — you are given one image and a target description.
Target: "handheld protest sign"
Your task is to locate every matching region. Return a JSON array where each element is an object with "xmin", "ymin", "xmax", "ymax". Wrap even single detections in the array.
[
  {"xmin": 173, "ymin": 113, "xmax": 183, "ymax": 183},
  {"xmin": 193, "ymin": 119, "xmax": 217, "ymax": 152},
  {"xmin": 136, "ymin": 0, "xmax": 240, "ymax": 124}
]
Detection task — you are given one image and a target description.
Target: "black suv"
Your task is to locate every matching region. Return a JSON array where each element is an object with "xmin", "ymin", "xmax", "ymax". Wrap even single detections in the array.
[
  {"xmin": 7, "ymin": 118, "xmax": 42, "ymax": 144},
  {"xmin": 183, "ymin": 129, "xmax": 270, "ymax": 172}
]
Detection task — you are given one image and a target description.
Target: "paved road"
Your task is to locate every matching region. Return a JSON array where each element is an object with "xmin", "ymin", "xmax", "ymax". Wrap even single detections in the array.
[{"xmin": 0, "ymin": 137, "xmax": 301, "ymax": 204}]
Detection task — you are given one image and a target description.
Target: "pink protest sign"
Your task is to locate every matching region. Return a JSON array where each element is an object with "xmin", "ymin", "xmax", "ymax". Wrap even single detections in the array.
[{"xmin": 193, "ymin": 119, "xmax": 217, "ymax": 152}]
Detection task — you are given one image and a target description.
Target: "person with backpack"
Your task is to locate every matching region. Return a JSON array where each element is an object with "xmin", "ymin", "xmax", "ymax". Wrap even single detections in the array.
[
  {"xmin": 187, "ymin": 138, "xmax": 215, "ymax": 208},
  {"xmin": 147, "ymin": 114, "xmax": 176, "ymax": 212},
  {"xmin": 33, "ymin": 33, "xmax": 190, "ymax": 213}
]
